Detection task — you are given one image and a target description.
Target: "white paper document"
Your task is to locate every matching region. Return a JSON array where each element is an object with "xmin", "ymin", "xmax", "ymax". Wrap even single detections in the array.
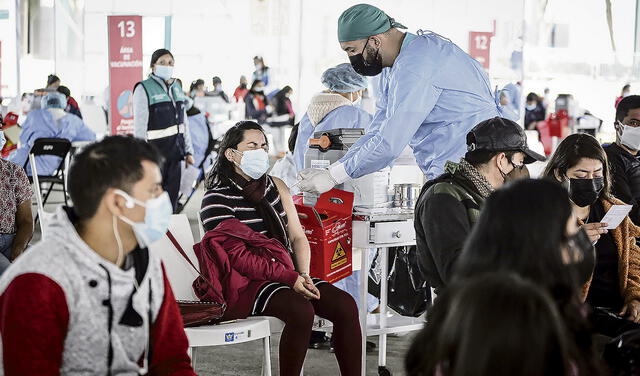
[
  {"xmin": 180, "ymin": 163, "xmax": 201, "ymax": 197},
  {"xmin": 600, "ymin": 204, "xmax": 633, "ymax": 229}
]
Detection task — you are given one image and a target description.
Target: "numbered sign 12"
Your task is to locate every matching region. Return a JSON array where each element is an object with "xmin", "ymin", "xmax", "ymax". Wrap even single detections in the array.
[
  {"xmin": 108, "ymin": 15, "xmax": 143, "ymax": 136},
  {"xmin": 468, "ymin": 31, "xmax": 493, "ymax": 70}
]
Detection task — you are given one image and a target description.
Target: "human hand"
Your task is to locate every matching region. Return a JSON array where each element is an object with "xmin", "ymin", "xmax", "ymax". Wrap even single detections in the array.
[
  {"xmin": 296, "ymin": 168, "xmax": 337, "ymax": 195},
  {"xmin": 301, "ymin": 274, "xmax": 321, "ymax": 300},
  {"xmin": 620, "ymin": 299, "xmax": 640, "ymax": 323},
  {"xmin": 185, "ymin": 155, "xmax": 195, "ymax": 166},
  {"xmin": 580, "ymin": 222, "xmax": 608, "ymax": 244},
  {"xmin": 293, "ymin": 275, "xmax": 320, "ymax": 300}
]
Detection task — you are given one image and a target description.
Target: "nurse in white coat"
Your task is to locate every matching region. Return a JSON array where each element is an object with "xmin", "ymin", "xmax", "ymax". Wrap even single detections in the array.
[
  {"xmin": 294, "ymin": 63, "xmax": 372, "ymax": 172},
  {"xmin": 297, "ymin": 4, "xmax": 505, "ymax": 194}
]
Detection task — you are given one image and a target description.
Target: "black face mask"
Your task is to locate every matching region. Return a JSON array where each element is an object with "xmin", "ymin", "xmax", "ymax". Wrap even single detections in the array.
[
  {"xmin": 349, "ymin": 38, "xmax": 383, "ymax": 76},
  {"xmin": 499, "ymin": 160, "xmax": 528, "ymax": 184},
  {"xmin": 565, "ymin": 228, "xmax": 596, "ymax": 287},
  {"xmin": 568, "ymin": 177, "xmax": 604, "ymax": 207}
]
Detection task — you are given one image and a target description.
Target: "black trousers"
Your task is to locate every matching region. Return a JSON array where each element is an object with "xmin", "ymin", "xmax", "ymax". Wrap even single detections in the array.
[{"xmin": 161, "ymin": 159, "xmax": 181, "ymax": 213}]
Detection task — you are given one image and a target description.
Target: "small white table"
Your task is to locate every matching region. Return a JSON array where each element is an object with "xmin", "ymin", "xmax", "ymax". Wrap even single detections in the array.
[{"xmin": 352, "ymin": 210, "xmax": 425, "ymax": 376}]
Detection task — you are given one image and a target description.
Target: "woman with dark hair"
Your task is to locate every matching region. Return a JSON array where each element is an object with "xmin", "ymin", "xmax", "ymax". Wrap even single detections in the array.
[
  {"xmin": 57, "ymin": 85, "xmax": 82, "ymax": 119},
  {"xmin": 200, "ymin": 121, "xmax": 361, "ymax": 376},
  {"xmin": 233, "ymin": 75, "xmax": 249, "ymax": 102},
  {"xmin": 452, "ymin": 178, "xmax": 600, "ymax": 375},
  {"xmin": 252, "ymin": 56, "xmax": 271, "ymax": 87},
  {"xmin": 456, "ymin": 178, "xmax": 593, "ymax": 289},
  {"xmin": 273, "ymin": 86, "xmax": 295, "ymax": 123},
  {"xmin": 267, "ymin": 85, "xmax": 295, "ymax": 154},
  {"xmin": 524, "ymin": 92, "xmax": 546, "ymax": 130},
  {"xmin": 543, "ymin": 133, "xmax": 640, "ymax": 337},
  {"xmin": 132, "ymin": 48, "xmax": 194, "ymax": 211},
  {"xmin": 46, "ymin": 74, "xmax": 60, "ymax": 90},
  {"xmin": 406, "ymin": 273, "xmax": 577, "ymax": 376},
  {"xmin": 189, "ymin": 79, "xmax": 206, "ymax": 97},
  {"xmin": 244, "ymin": 79, "xmax": 270, "ymax": 124},
  {"xmin": 206, "ymin": 76, "xmax": 230, "ymax": 103}
]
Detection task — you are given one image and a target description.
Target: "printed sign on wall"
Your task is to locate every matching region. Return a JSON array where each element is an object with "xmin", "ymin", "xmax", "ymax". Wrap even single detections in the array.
[
  {"xmin": 468, "ymin": 31, "xmax": 493, "ymax": 70},
  {"xmin": 108, "ymin": 15, "xmax": 143, "ymax": 135}
]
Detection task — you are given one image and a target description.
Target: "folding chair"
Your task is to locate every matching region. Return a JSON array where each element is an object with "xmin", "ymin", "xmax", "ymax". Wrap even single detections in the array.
[{"xmin": 25, "ymin": 138, "xmax": 72, "ymax": 234}]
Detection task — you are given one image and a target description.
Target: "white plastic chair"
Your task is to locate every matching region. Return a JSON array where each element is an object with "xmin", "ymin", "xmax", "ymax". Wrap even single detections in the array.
[
  {"xmin": 151, "ymin": 214, "xmax": 273, "ymax": 375},
  {"xmin": 196, "ymin": 213, "xmax": 322, "ymax": 374}
]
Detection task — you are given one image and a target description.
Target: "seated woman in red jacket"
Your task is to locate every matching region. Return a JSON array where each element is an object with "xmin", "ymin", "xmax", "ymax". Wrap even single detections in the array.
[{"xmin": 200, "ymin": 121, "xmax": 361, "ymax": 376}]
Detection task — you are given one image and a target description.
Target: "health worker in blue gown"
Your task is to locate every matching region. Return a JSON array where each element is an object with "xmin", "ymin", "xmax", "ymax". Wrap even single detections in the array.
[
  {"xmin": 294, "ymin": 63, "xmax": 372, "ymax": 172},
  {"xmin": 9, "ymin": 92, "xmax": 96, "ymax": 176},
  {"xmin": 297, "ymin": 3, "xmax": 506, "ymax": 194}
]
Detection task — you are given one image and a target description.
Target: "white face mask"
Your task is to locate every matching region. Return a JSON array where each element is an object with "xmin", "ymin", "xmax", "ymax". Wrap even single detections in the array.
[
  {"xmin": 526, "ymin": 104, "xmax": 537, "ymax": 111},
  {"xmin": 113, "ymin": 190, "xmax": 173, "ymax": 263},
  {"xmin": 232, "ymin": 149, "xmax": 270, "ymax": 179},
  {"xmin": 618, "ymin": 122, "xmax": 640, "ymax": 151},
  {"xmin": 154, "ymin": 65, "xmax": 174, "ymax": 81}
]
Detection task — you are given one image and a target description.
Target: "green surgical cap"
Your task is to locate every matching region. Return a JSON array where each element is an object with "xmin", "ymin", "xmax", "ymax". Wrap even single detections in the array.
[{"xmin": 337, "ymin": 4, "xmax": 407, "ymax": 42}]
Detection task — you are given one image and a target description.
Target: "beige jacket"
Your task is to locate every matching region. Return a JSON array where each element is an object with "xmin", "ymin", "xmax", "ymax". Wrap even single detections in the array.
[{"xmin": 580, "ymin": 197, "xmax": 640, "ymax": 304}]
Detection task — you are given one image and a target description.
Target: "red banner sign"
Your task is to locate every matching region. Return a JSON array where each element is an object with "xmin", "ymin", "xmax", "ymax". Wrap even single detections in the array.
[
  {"xmin": 468, "ymin": 31, "xmax": 493, "ymax": 70},
  {"xmin": 108, "ymin": 15, "xmax": 143, "ymax": 135}
]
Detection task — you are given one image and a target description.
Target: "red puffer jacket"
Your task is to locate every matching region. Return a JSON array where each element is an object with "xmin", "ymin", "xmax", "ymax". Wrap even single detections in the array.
[{"xmin": 192, "ymin": 218, "xmax": 299, "ymax": 314}]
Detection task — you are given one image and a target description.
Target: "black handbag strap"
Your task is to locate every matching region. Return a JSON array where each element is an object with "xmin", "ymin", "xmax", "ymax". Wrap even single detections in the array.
[{"xmin": 166, "ymin": 230, "xmax": 217, "ymax": 292}]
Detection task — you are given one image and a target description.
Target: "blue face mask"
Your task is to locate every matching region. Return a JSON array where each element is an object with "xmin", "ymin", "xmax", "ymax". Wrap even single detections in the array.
[
  {"xmin": 114, "ymin": 190, "xmax": 173, "ymax": 249},
  {"xmin": 154, "ymin": 65, "xmax": 174, "ymax": 81},
  {"xmin": 233, "ymin": 148, "xmax": 270, "ymax": 179}
]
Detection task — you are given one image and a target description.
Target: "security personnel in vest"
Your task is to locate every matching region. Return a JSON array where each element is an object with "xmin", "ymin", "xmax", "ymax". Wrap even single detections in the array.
[{"xmin": 133, "ymin": 48, "xmax": 195, "ymax": 211}]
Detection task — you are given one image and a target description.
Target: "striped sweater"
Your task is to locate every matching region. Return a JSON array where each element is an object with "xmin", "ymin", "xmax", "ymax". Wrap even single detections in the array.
[{"xmin": 200, "ymin": 175, "xmax": 287, "ymax": 235}]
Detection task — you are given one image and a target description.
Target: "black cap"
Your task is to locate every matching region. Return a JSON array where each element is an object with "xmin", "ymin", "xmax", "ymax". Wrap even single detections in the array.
[{"xmin": 466, "ymin": 117, "xmax": 546, "ymax": 164}]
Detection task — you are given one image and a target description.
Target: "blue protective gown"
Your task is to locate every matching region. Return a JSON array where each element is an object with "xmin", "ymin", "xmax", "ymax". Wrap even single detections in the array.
[
  {"xmin": 187, "ymin": 111, "xmax": 212, "ymax": 170},
  {"xmin": 497, "ymin": 83, "xmax": 521, "ymax": 122},
  {"xmin": 334, "ymin": 32, "xmax": 504, "ymax": 181},
  {"xmin": 9, "ymin": 110, "xmax": 96, "ymax": 176},
  {"xmin": 502, "ymin": 83, "xmax": 521, "ymax": 115},
  {"xmin": 294, "ymin": 105, "xmax": 372, "ymax": 172}
]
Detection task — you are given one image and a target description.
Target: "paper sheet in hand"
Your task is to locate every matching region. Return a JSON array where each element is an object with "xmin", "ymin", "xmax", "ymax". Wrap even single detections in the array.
[
  {"xmin": 601, "ymin": 204, "xmax": 633, "ymax": 229},
  {"xmin": 180, "ymin": 163, "xmax": 201, "ymax": 197}
]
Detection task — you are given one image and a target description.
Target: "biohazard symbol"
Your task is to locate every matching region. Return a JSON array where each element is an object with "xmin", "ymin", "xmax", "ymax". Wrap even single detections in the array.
[
  {"xmin": 332, "ymin": 242, "xmax": 346, "ymax": 261},
  {"xmin": 331, "ymin": 241, "xmax": 348, "ymax": 270}
]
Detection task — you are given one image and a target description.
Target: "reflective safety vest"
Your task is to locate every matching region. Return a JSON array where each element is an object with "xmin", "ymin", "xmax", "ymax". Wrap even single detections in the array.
[{"xmin": 135, "ymin": 77, "xmax": 187, "ymax": 161}]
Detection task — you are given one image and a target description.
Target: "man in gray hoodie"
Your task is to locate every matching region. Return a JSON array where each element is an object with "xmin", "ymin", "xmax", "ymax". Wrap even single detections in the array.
[{"xmin": 0, "ymin": 136, "xmax": 195, "ymax": 375}]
